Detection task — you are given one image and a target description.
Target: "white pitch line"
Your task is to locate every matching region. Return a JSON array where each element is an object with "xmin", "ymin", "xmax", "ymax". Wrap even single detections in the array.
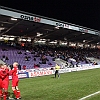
[{"xmin": 79, "ymin": 91, "xmax": 100, "ymax": 100}]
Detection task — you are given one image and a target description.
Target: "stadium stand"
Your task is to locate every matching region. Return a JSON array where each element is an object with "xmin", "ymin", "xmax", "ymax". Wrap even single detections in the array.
[
  {"xmin": 0, "ymin": 43, "xmax": 56, "ymax": 69},
  {"xmin": 0, "ymin": 42, "xmax": 100, "ymax": 70},
  {"xmin": 0, "ymin": 6, "xmax": 100, "ymax": 100},
  {"xmin": 0, "ymin": 6, "xmax": 100, "ymax": 70}
]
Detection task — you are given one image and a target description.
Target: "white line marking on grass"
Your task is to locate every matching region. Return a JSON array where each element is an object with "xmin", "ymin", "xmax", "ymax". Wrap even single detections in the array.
[{"xmin": 79, "ymin": 91, "xmax": 100, "ymax": 100}]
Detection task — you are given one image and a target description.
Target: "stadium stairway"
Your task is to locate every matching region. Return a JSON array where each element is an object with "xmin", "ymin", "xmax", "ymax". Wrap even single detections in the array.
[
  {"xmin": 86, "ymin": 57, "xmax": 100, "ymax": 64},
  {"xmin": 0, "ymin": 59, "xmax": 5, "ymax": 64},
  {"xmin": 54, "ymin": 58, "xmax": 69, "ymax": 68}
]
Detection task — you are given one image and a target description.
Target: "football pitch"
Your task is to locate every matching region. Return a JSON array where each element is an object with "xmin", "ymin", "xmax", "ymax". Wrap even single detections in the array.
[{"xmin": 8, "ymin": 68, "xmax": 100, "ymax": 100}]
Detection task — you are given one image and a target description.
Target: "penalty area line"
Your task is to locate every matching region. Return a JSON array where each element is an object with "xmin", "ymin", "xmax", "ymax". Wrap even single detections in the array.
[{"xmin": 79, "ymin": 90, "xmax": 100, "ymax": 100}]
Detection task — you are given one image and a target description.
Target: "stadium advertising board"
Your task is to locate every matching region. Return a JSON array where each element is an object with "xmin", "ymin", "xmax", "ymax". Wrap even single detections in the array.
[
  {"xmin": 79, "ymin": 28, "xmax": 88, "ymax": 33},
  {"xmin": 95, "ymin": 32, "xmax": 100, "ymax": 36},
  {"xmin": 56, "ymin": 64, "xmax": 100, "ymax": 73},
  {"xmin": 56, "ymin": 22, "xmax": 64, "ymax": 28},
  {"xmin": 18, "ymin": 72, "xmax": 29, "ymax": 78},
  {"xmin": 9, "ymin": 65, "xmax": 100, "ymax": 79},
  {"xmin": 20, "ymin": 15, "xmax": 41, "ymax": 22},
  {"xmin": 29, "ymin": 70, "xmax": 53, "ymax": 77},
  {"xmin": 1, "ymin": 7, "xmax": 100, "ymax": 36},
  {"xmin": 74, "ymin": 64, "xmax": 100, "ymax": 71},
  {"xmin": 69, "ymin": 25, "xmax": 79, "ymax": 31},
  {"xmin": 55, "ymin": 22, "xmax": 69, "ymax": 29},
  {"xmin": 9, "ymin": 72, "xmax": 29, "ymax": 79},
  {"xmin": 58, "ymin": 68, "xmax": 71, "ymax": 73}
]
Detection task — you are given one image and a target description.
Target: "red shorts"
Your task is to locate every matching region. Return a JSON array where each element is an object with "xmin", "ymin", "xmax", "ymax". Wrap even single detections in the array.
[
  {"xmin": 12, "ymin": 78, "xmax": 19, "ymax": 87},
  {"xmin": 2, "ymin": 80, "xmax": 9, "ymax": 90},
  {"xmin": 0, "ymin": 79, "xmax": 2, "ymax": 89}
]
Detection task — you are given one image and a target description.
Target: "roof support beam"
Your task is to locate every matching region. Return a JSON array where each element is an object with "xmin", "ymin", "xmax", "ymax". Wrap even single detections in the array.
[{"xmin": 0, "ymin": 20, "xmax": 23, "ymax": 36}]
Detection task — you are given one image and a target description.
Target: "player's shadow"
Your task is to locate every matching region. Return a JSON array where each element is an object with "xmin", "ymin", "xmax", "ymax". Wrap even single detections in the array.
[
  {"xmin": 51, "ymin": 76, "xmax": 55, "ymax": 78},
  {"xmin": 7, "ymin": 92, "xmax": 15, "ymax": 99},
  {"xmin": 11, "ymin": 93, "xmax": 15, "ymax": 98}
]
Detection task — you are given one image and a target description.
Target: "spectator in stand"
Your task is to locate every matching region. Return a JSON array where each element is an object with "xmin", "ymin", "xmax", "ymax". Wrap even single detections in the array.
[
  {"xmin": 23, "ymin": 65, "xmax": 26, "ymax": 70},
  {"xmin": 17, "ymin": 51, "xmax": 22, "ymax": 54},
  {"xmin": 34, "ymin": 57, "xmax": 36, "ymax": 61},
  {"xmin": 93, "ymin": 62, "xmax": 98, "ymax": 65},
  {"xmin": 2, "ymin": 55, "xmax": 6, "ymax": 62},
  {"xmin": 6, "ymin": 56, "xmax": 9, "ymax": 60},
  {"xmin": 34, "ymin": 64, "xmax": 39, "ymax": 69},
  {"xmin": 18, "ymin": 64, "xmax": 21, "ymax": 70},
  {"xmin": 24, "ymin": 56, "xmax": 29, "ymax": 61},
  {"xmin": 41, "ymin": 55, "xmax": 46, "ymax": 64}
]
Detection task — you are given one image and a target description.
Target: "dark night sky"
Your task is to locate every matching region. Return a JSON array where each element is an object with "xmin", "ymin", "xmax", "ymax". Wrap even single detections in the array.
[{"xmin": 1, "ymin": 0, "xmax": 100, "ymax": 30}]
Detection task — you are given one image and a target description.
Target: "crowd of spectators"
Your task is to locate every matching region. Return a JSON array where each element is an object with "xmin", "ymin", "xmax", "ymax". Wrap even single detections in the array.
[
  {"xmin": 0, "ymin": 42, "xmax": 100, "ymax": 69},
  {"xmin": 20, "ymin": 45, "xmax": 100, "ymax": 67}
]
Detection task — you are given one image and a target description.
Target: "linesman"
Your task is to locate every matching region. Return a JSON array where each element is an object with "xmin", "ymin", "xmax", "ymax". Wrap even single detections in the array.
[{"xmin": 54, "ymin": 64, "xmax": 60, "ymax": 78}]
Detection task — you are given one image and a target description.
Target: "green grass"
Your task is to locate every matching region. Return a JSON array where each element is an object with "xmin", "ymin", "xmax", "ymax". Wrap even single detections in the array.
[
  {"xmin": 86, "ymin": 94, "xmax": 100, "ymax": 100},
  {"xmin": 8, "ymin": 68, "xmax": 100, "ymax": 100}
]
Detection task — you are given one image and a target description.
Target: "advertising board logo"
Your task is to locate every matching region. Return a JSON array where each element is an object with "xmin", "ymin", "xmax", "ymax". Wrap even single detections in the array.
[
  {"xmin": 95, "ymin": 32, "xmax": 100, "ymax": 36},
  {"xmin": 56, "ymin": 22, "xmax": 64, "ymax": 28},
  {"xmin": 20, "ymin": 15, "xmax": 33, "ymax": 21},
  {"xmin": 56, "ymin": 22, "xmax": 69, "ymax": 29},
  {"xmin": 34, "ymin": 17, "xmax": 41, "ymax": 22},
  {"xmin": 79, "ymin": 28, "xmax": 88, "ymax": 33},
  {"xmin": 64, "ymin": 24, "xmax": 69, "ymax": 29},
  {"xmin": 20, "ymin": 15, "xmax": 41, "ymax": 22}
]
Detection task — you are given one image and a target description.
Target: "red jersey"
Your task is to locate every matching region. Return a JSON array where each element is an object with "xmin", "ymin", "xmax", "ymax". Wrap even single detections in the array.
[
  {"xmin": 0, "ymin": 68, "xmax": 3, "ymax": 83},
  {"xmin": 0, "ymin": 68, "xmax": 2, "ymax": 79},
  {"xmin": 2, "ymin": 68, "xmax": 9, "ymax": 81},
  {"xmin": 0, "ymin": 68, "xmax": 8, "ymax": 89},
  {"xmin": 10, "ymin": 67, "xmax": 18, "ymax": 79},
  {"xmin": 2, "ymin": 68, "xmax": 9, "ymax": 90},
  {"xmin": 0, "ymin": 68, "xmax": 2, "ymax": 88},
  {"xmin": 0, "ymin": 68, "xmax": 7, "ymax": 79}
]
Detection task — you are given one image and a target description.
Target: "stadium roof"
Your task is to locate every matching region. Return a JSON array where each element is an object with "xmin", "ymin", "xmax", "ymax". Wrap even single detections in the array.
[{"xmin": 0, "ymin": 6, "xmax": 100, "ymax": 44}]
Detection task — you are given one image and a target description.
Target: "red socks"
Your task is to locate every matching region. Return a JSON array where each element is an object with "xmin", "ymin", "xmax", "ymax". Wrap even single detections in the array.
[
  {"xmin": 13, "ymin": 90, "xmax": 21, "ymax": 99},
  {"xmin": 0, "ymin": 90, "xmax": 2, "ymax": 98},
  {"xmin": 3, "ymin": 92, "xmax": 7, "ymax": 100},
  {"xmin": 13, "ymin": 90, "xmax": 18, "ymax": 98},
  {"xmin": 17, "ymin": 90, "xmax": 21, "ymax": 98}
]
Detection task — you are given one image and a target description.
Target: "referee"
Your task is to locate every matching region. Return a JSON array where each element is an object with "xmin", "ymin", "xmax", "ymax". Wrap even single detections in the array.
[{"xmin": 54, "ymin": 64, "xmax": 60, "ymax": 78}]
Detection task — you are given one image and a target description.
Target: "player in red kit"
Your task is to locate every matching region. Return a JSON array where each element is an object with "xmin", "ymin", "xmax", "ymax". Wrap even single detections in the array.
[
  {"xmin": 2, "ymin": 64, "xmax": 10, "ymax": 100},
  {"xmin": 0, "ymin": 64, "xmax": 4, "ymax": 100},
  {"xmin": 0, "ymin": 64, "xmax": 9, "ymax": 100},
  {"xmin": 10, "ymin": 62, "xmax": 21, "ymax": 100}
]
